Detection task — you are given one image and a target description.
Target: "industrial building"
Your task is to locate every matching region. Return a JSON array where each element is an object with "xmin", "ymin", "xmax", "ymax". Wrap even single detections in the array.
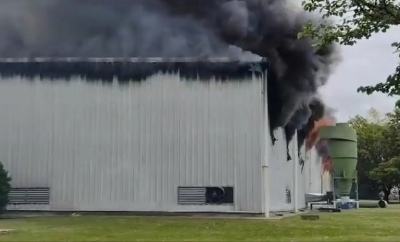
[{"xmin": 0, "ymin": 59, "xmax": 325, "ymax": 216}]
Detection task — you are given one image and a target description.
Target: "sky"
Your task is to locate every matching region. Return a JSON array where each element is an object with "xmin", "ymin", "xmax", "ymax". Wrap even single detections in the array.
[{"xmin": 319, "ymin": 27, "xmax": 399, "ymax": 122}]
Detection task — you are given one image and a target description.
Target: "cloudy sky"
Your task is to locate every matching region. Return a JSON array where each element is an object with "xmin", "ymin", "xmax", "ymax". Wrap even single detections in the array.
[{"xmin": 319, "ymin": 27, "xmax": 399, "ymax": 122}]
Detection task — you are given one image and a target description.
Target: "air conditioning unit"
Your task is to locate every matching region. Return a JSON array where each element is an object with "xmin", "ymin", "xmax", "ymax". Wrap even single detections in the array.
[{"xmin": 178, "ymin": 186, "xmax": 234, "ymax": 205}]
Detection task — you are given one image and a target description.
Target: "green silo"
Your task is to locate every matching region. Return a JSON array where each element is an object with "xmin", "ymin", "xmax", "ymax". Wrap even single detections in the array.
[{"xmin": 319, "ymin": 123, "xmax": 358, "ymax": 200}]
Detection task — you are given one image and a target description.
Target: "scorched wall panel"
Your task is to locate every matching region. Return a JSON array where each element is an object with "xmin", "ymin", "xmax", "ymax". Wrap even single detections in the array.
[
  {"xmin": 305, "ymin": 147, "xmax": 324, "ymax": 194},
  {"xmin": 0, "ymin": 75, "xmax": 264, "ymax": 212},
  {"xmin": 268, "ymin": 129, "xmax": 295, "ymax": 212}
]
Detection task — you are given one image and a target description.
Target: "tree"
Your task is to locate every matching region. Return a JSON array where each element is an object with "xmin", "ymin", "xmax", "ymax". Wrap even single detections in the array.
[
  {"xmin": 300, "ymin": 0, "xmax": 400, "ymax": 96},
  {"xmin": 371, "ymin": 107, "xmax": 400, "ymax": 202},
  {"xmin": 0, "ymin": 162, "xmax": 11, "ymax": 213},
  {"xmin": 349, "ymin": 107, "xmax": 400, "ymax": 202},
  {"xmin": 369, "ymin": 157, "xmax": 400, "ymax": 202},
  {"xmin": 348, "ymin": 108, "xmax": 389, "ymax": 199}
]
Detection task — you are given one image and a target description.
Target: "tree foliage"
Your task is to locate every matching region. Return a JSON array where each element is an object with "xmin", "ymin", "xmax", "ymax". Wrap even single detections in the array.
[
  {"xmin": 369, "ymin": 157, "xmax": 400, "ymax": 188},
  {"xmin": 349, "ymin": 107, "xmax": 400, "ymax": 201},
  {"xmin": 348, "ymin": 109, "xmax": 387, "ymax": 198},
  {"xmin": 0, "ymin": 162, "xmax": 11, "ymax": 213},
  {"xmin": 300, "ymin": 0, "xmax": 400, "ymax": 96}
]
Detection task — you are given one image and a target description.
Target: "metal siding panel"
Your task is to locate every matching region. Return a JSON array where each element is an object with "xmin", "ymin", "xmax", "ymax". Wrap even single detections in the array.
[
  {"xmin": 268, "ymin": 128, "xmax": 295, "ymax": 212},
  {"xmin": 261, "ymin": 69, "xmax": 321, "ymax": 213},
  {"xmin": 236, "ymin": 83, "xmax": 249, "ymax": 211},
  {"xmin": 0, "ymin": 81, "xmax": 53, "ymax": 188},
  {"xmin": 307, "ymin": 147, "xmax": 324, "ymax": 193},
  {"xmin": 0, "ymin": 83, "xmax": 54, "ymax": 211},
  {"xmin": 296, "ymin": 145, "xmax": 307, "ymax": 209},
  {"xmin": 267, "ymin": 131, "xmax": 324, "ymax": 212},
  {"xmin": 252, "ymin": 81, "xmax": 263, "ymax": 212},
  {"xmin": 0, "ymin": 75, "xmax": 263, "ymax": 212}
]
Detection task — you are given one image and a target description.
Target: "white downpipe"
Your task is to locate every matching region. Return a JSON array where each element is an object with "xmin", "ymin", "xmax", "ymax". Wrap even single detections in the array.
[
  {"xmin": 292, "ymin": 133, "xmax": 299, "ymax": 213},
  {"xmin": 262, "ymin": 73, "xmax": 270, "ymax": 218}
]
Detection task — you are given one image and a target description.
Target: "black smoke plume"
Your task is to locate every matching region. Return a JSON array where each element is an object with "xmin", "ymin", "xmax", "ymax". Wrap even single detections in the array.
[
  {"xmin": 0, "ymin": 0, "xmax": 340, "ymax": 152},
  {"xmin": 296, "ymin": 97, "xmax": 326, "ymax": 151}
]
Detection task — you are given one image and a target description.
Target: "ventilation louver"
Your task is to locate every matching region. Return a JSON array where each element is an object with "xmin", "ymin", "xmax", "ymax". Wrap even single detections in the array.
[
  {"xmin": 178, "ymin": 187, "xmax": 206, "ymax": 205},
  {"xmin": 9, "ymin": 187, "xmax": 50, "ymax": 205}
]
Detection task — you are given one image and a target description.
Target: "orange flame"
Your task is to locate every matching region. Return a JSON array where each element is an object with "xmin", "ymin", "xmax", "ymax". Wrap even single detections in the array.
[{"xmin": 306, "ymin": 118, "xmax": 335, "ymax": 150}]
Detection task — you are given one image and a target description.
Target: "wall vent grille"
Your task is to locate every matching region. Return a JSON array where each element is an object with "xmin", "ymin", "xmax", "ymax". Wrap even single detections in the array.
[
  {"xmin": 177, "ymin": 187, "xmax": 206, "ymax": 205},
  {"xmin": 9, "ymin": 187, "xmax": 50, "ymax": 205}
]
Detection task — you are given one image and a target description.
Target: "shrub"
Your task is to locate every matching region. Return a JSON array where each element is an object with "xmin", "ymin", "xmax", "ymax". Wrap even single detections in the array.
[{"xmin": 0, "ymin": 162, "xmax": 11, "ymax": 213}]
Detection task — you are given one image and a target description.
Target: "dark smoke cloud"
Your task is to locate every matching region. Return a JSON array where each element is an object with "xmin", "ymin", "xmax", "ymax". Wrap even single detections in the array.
[
  {"xmin": 0, "ymin": 0, "xmax": 259, "ymax": 59},
  {"xmin": 284, "ymin": 96, "xmax": 325, "ymax": 161},
  {"xmin": 297, "ymin": 97, "xmax": 326, "ymax": 149},
  {"xmin": 0, "ymin": 0, "xmax": 340, "ymax": 150},
  {"xmin": 165, "ymin": 0, "xmax": 341, "ymax": 147}
]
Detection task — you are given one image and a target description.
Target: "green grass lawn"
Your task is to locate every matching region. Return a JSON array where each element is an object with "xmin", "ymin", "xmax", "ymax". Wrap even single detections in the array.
[{"xmin": 0, "ymin": 206, "xmax": 399, "ymax": 241}]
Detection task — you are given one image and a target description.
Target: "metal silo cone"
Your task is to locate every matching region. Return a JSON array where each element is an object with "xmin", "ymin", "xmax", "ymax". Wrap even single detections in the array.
[{"xmin": 319, "ymin": 123, "xmax": 358, "ymax": 200}]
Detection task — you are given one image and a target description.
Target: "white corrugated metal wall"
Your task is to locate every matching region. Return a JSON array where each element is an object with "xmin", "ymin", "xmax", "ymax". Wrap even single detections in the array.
[
  {"xmin": 0, "ymin": 75, "xmax": 264, "ymax": 212},
  {"xmin": 0, "ymin": 73, "xmax": 324, "ymax": 214},
  {"xmin": 266, "ymin": 130, "xmax": 318, "ymax": 212},
  {"xmin": 304, "ymin": 147, "xmax": 324, "ymax": 194},
  {"xmin": 268, "ymin": 129, "xmax": 294, "ymax": 211},
  {"xmin": 267, "ymin": 136, "xmax": 323, "ymax": 212},
  {"xmin": 262, "ymin": 80, "xmax": 322, "ymax": 212},
  {"xmin": 296, "ymin": 146, "xmax": 307, "ymax": 210}
]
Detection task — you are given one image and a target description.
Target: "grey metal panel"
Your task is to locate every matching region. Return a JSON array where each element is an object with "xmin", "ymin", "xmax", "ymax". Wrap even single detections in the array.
[
  {"xmin": 305, "ymin": 147, "xmax": 324, "ymax": 194},
  {"xmin": 9, "ymin": 188, "xmax": 50, "ymax": 205},
  {"xmin": 0, "ymin": 75, "xmax": 264, "ymax": 212},
  {"xmin": 268, "ymin": 128, "xmax": 295, "ymax": 212},
  {"xmin": 267, "ymin": 131, "xmax": 324, "ymax": 212},
  {"xmin": 296, "ymin": 145, "xmax": 307, "ymax": 209},
  {"xmin": 177, "ymin": 187, "xmax": 206, "ymax": 205},
  {"xmin": 0, "ymin": 80, "xmax": 54, "ymax": 188}
]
